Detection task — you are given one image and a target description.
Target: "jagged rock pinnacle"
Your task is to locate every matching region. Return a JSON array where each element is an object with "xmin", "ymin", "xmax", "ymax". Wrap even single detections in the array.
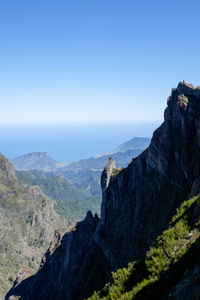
[{"xmin": 101, "ymin": 157, "xmax": 115, "ymax": 193}]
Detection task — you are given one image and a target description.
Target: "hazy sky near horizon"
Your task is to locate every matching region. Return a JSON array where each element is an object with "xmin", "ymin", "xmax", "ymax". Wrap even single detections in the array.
[{"xmin": 0, "ymin": 0, "xmax": 200, "ymax": 123}]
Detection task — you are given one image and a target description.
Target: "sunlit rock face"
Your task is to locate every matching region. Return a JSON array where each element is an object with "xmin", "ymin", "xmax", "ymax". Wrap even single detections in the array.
[
  {"xmin": 0, "ymin": 154, "xmax": 66, "ymax": 299},
  {"xmin": 7, "ymin": 82, "xmax": 200, "ymax": 300}
]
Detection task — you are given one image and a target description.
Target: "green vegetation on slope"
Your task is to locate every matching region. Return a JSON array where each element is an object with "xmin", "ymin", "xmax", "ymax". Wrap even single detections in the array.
[
  {"xmin": 0, "ymin": 154, "xmax": 66, "ymax": 298},
  {"xmin": 54, "ymin": 195, "xmax": 101, "ymax": 226},
  {"xmin": 16, "ymin": 170, "xmax": 91, "ymax": 202},
  {"xmin": 88, "ymin": 195, "xmax": 200, "ymax": 300},
  {"xmin": 16, "ymin": 170, "xmax": 101, "ymax": 225}
]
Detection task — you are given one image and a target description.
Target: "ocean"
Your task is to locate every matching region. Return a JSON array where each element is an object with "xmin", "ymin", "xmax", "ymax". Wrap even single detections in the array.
[{"xmin": 0, "ymin": 121, "xmax": 161, "ymax": 163}]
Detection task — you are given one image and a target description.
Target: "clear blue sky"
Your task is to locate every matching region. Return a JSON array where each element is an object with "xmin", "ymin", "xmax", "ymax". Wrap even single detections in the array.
[{"xmin": 0, "ymin": 0, "xmax": 200, "ymax": 123}]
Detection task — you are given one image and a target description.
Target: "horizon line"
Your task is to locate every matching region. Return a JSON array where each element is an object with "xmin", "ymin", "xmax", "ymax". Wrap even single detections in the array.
[{"xmin": 0, "ymin": 119, "xmax": 163, "ymax": 126}]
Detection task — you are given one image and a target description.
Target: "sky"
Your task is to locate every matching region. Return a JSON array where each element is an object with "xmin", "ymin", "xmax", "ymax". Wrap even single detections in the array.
[{"xmin": 0, "ymin": 0, "xmax": 200, "ymax": 123}]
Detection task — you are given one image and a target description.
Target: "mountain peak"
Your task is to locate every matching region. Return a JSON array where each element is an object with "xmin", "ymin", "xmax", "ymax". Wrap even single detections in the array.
[
  {"xmin": 11, "ymin": 152, "xmax": 66, "ymax": 171},
  {"xmin": 0, "ymin": 153, "xmax": 16, "ymax": 182},
  {"xmin": 32, "ymin": 151, "xmax": 49, "ymax": 157},
  {"xmin": 169, "ymin": 81, "xmax": 200, "ymax": 104},
  {"xmin": 101, "ymin": 157, "xmax": 115, "ymax": 193},
  {"xmin": 178, "ymin": 80, "xmax": 195, "ymax": 90}
]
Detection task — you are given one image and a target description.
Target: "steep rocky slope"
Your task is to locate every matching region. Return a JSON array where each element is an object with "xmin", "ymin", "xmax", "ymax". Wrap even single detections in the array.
[
  {"xmin": 88, "ymin": 194, "xmax": 200, "ymax": 299},
  {"xmin": 7, "ymin": 81, "xmax": 200, "ymax": 300},
  {"xmin": 0, "ymin": 154, "xmax": 66, "ymax": 298}
]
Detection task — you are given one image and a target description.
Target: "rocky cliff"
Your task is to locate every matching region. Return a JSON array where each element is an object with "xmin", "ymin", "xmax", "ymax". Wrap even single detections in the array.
[
  {"xmin": 0, "ymin": 154, "xmax": 66, "ymax": 298},
  {"xmin": 7, "ymin": 81, "xmax": 200, "ymax": 300}
]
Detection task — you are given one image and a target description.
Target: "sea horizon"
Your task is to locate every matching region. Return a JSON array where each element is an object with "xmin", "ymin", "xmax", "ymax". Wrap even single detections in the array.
[{"xmin": 0, "ymin": 121, "xmax": 162, "ymax": 163}]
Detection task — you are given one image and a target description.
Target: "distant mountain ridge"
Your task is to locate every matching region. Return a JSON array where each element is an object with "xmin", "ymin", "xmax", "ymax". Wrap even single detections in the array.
[
  {"xmin": 62, "ymin": 149, "xmax": 144, "ymax": 171},
  {"xmin": 11, "ymin": 152, "xmax": 67, "ymax": 171},
  {"xmin": 11, "ymin": 137, "xmax": 150, "ymax": 172},
  {"xmin": 98, "ymin": 137, "xmax": 151, "ymax": 156},
  {"xmin": 55, "ymin": 137, "xmax": 150, "ymax": 195},
  {"xmin": 112, "ymin": 136, "xmax": 151, "ymax": 153},
  {"xmin": 11, "ymin": 137, "xmax": 150, "ymax": 197}
]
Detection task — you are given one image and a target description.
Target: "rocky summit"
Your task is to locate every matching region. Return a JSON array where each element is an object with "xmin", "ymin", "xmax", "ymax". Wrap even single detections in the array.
[{"xmin": 7, "ymin": 82, "xmax": 200, "ymax": 300}]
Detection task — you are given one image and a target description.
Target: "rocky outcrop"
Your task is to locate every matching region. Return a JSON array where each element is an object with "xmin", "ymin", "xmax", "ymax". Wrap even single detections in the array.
[
  {"xmin": 0, "ymin": 154, "xmax": 17, "ymax": 183},
  {"xmin": 100, "ymin": 157, "xmax": 115, "ymax": 223},
  {"xmin": 7, "ymin": 81, "xmax": 200, "ymax": 300}
]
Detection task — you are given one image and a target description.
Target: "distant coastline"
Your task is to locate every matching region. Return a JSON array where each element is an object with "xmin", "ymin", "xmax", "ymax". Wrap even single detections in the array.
[{"xmin": 0, "ymin": 121, "xmax": 161, "ymax": 163}]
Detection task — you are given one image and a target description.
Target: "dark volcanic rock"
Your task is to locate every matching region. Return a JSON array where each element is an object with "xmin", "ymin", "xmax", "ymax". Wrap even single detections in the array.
[{"xmin": 7, "ymin": 81, "xmax": 200, "ymax": 300}]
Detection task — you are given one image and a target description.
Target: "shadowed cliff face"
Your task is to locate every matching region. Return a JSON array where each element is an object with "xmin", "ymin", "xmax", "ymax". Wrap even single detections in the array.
[{"xmin": 7, "ymin": 82, "xmax": 200, "ymax": 300}]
